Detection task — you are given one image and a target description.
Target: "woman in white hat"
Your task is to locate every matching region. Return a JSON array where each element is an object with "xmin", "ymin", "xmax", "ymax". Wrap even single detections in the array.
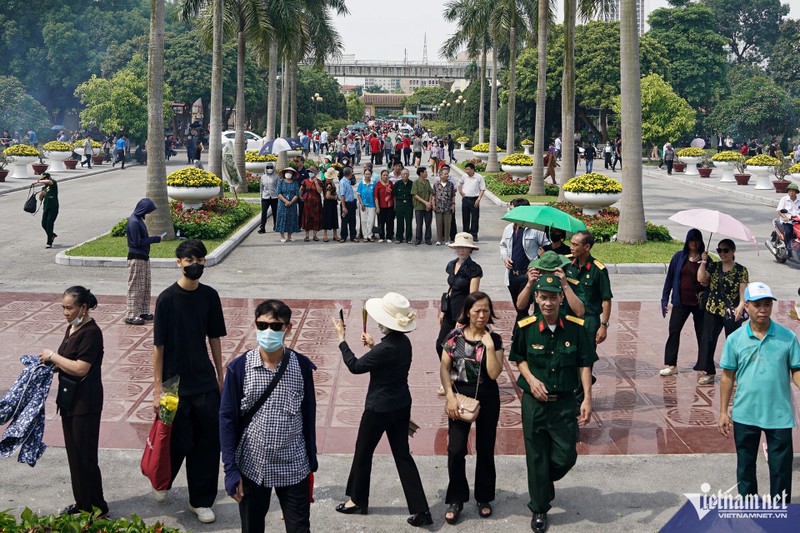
[
  {"xmin": 331, "ymin": 293, "xmax": 433, "ymax": 527},
  {"xmin": 437, "ymin": 233, "xmax": 483, "ymax": 365}
]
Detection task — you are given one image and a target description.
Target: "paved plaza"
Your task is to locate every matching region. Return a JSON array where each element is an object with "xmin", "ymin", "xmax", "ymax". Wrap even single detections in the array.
[{"xmin": 1, "ymin": 153, "xmax": 799, "ymax": 531}]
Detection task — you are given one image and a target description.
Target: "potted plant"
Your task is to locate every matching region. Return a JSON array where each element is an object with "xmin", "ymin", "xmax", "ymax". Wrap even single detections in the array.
[
  {"xmin": 470, "ymin": 142, "xmax": 503, "ymax": 161},
  {"xmin": 73, "ymin": 140, "xmax": 104, "ymax": 165},
  {"xmin": 42, "ymin": 140, "xmax": 74, "ymax": 171},
  {"xmin": 500, "ymin": 153, "xmax": 535, "ymax": 180},
  {"xmin": 32, "ymin": 152, "xmax": 49, "ymax": 175},
  {"xmin": 456, "ymin": 136, "xmax": 469, "ymax": 150},
  {"xmin": 745, "ymin": 154, "xmax": 781, "ymax": 190},
  {"xmin": 166, "ymin": 167, "xmax": 222, "ymax": 209},
  {"xmin": 711, "ymin": 150, "xmax": 744, "ymax": 183},
  {"xmin": 3, "ymin": 144, "xmax": 41, "ymax": 179},
  {"xmin": 676, "ymin": 147, "xmax": 705, "ymax": 176},
  {"xmin": 0, "ymin": 154, "xmax": 8, "ymax": 181},
  {"xmin": 521, "ymin": 138, "xmax": 534, "ymax": 155},
  {"xmin": 697, "ymin": 156, "xmax": 714, "ymax": 178},
  {"xmin": 244, "ymin": 151, "xmax": 277, "ymax": 174},
  {"xmin": 789, "ymin": 162, "xmax": 800, "ymax": 182},
  {"xmin": 562, "ymin": 172, "xmax": 623, "ymax": 215},
  {"xmin": 63, "ymin": 158, "xmax": 79, "ymax": 170},
  {"xmin": 773, "ymin": 158, "xmax": 793, "ymax": 193},
  {"xmin": 732, "ymin": 157, "xmax": 751, "ymax": 185}
]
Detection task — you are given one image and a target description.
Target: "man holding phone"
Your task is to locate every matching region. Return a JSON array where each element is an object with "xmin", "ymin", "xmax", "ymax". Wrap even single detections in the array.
[{"xmin": 124, "ymin": 198, "xmax": 166, "ymax": 326}]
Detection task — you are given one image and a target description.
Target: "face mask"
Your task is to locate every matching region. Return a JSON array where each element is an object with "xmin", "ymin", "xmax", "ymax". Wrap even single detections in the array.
[
  {"xmin": 284, "ymin": 172, "xmax": 293, "ymax": 179},
  {"xmin": 184, "ymin": 262, "xmax": 204, "ymax": 280},
  {"xmin": 70, "ymin": 315, "xmax": 84, "ymax": 327},
  {"xmin": 257, "ymin": 328, "xmax": 285, "ymax": 352},
  {"xmin": 378, "ymin": 324, "xmax": 390, "ymax": 335},
  {"xmin": 265, "ymin": 168, "xmax": 274, "ymax": 174}
]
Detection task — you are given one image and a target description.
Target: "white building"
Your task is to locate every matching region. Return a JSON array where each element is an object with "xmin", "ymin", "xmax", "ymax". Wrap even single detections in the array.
[
  {"xmin": 592, "ymin": 0, "xmax": 650, "ymax": 34},
  {"xmin": 364, "ymin": 77, "xmax": 401, "ymax": 92}
]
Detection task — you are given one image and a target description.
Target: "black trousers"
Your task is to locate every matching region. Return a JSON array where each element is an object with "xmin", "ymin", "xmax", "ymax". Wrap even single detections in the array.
[
  {"xmin": 371, "ymin": 151, "xmax": 382, "ymax": 165},
  {"xmin": 42, "ymin": 207, "xmax": 58, "ymax": 245},
  {"xmin": 663, "ymin": 303, "xmax": 704, "ymax": 366},
  {"xmin": 403, "ymin": 148, "xmax": 411, "ymax": 165},
  {"xmin": 345, "ymin": 406, "xmax": 429, "ymax": 514},
  {"xmin": 665, "ymin": 159, "xmax": 674, "ymax": 174},
  {"xmin": 62, "ymin": 412, "xmax": 108, "ymax": 514},
  {"xmin": 461, "ymin": 197, "xmax": 480, "ymax": 239},
  {"xmin": 340, "ymin": 200, "xmax": 357, "ymax": 241},
  {"xmin": 450, "ymin": 211, "xmax": 458, "ymax": 241},
  {"xmin": 116, "ymin": 149, "xmax": 126, "ymax": 168},
  {"xmin": 694, "ymin": 312, "xmax": 740, "ymax": 375},
  {"xmin": 604, "ymin": 153, "xmax": 612, "ymax": 169},
  {"xmin": 239, "ymin": 474, "xmax": 310, "ymax": 533},
  {"xmin": 734, "ymin": 422, "xmax": 793, "ymax": 503},
  {"xmin": 170, "ymin": 390, "xmax": 220, "ymax": 507},
  {"xmin": 82, "ymin": 153, "xmax": 92, "ymax": 168},
  {"xmin": 377, "ymin": 207, "xmax": 394, "ymax": 240},
  {"xmin": 783, "ymin": 222, "xmax": 795, "ymax": 255},
  {"xmin": 260, "ymin": 198, "xmax": 278, "ymax": 231},
  {"xmin": 508, "ymin": 272, "xmax": 530, "ymax": 323},
  {"xmin": 436, "ymin": 316, "xmax": 457, "ymax": 359},
  {"xmin": 446, "ymin": 382, "xmax": 500, "ymax": 504},
  {"xmin": 414, "ymin": 210, "xmax": 432, "ymax": 244}
]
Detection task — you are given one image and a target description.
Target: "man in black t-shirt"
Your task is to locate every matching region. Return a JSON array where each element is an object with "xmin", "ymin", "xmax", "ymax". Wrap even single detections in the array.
[{"xmin": 152, "ymin": 239, "xmax": 227, "ymax": 524}]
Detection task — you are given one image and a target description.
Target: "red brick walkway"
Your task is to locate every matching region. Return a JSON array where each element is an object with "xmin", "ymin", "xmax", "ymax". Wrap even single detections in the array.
[{"xmin": 1, "ymin": 292, "xmax": 798, "ymax": 455}]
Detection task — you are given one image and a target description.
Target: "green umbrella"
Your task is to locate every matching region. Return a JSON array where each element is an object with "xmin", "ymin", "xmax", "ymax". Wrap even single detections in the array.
[{"xmin": 501, "ymin": 205, "xmax": 587, "ymax": 235}]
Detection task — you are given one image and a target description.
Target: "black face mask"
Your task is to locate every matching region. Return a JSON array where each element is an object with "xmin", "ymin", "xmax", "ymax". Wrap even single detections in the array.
[{"xmin": 184, "ymin": 263, "xmax": 204, "ymax": 280}]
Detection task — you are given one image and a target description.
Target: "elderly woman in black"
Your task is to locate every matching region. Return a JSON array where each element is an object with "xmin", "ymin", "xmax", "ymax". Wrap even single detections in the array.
[
  {"xmin": 440, "ymin": 292, "xmax": 504, "ymax": 524},
  {"xmin": 39, "ymin": 286, "xmax": 107, "ymax": 516},
  {"xmin": 331, "ymin": 292, "xmax": 432, "ymax": 527}
]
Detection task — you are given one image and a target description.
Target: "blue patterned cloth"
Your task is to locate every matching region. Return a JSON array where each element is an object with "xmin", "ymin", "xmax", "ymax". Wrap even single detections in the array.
[{"xmin": 0, "ymin": 355, "xmax": 54, "ymax": 466}]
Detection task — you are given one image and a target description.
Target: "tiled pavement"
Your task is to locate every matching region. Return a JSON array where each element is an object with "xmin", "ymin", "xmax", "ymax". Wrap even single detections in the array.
[{"xmin": 2, "ymin": 292, "xmax": 799, "ymax": 456}]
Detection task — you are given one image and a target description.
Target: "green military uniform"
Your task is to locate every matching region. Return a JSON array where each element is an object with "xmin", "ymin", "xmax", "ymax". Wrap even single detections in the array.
[
  {"xmin": 393, "ymin": 178, "xmax": 414, "ymax": 242},
  {"xmin": 523, "ymin": 251, "xmax": 586, "ymax": 317},
  {"xmin": 509, "ymin": 276, "xmax": 597, "ymax": 515},
  {"xmin": 570, "ymin": 254, "xmax": 613, "ymax": 343},
  {"xmin": 40, "ymin": 175, "xmax": 59, "ymax": 247}
]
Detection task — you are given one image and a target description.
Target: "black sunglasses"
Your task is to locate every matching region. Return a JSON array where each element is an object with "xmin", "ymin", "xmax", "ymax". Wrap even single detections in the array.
[
  {"xmin": 255, "ymin": 321, "xmax": 287, "ymax": 331},
  {"xmin": 716, "ymin": 247, "xmax": 732, "ymax": 253}
]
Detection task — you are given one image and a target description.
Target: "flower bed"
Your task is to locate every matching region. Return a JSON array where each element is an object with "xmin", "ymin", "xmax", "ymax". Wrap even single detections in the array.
[
  {"xmin": 73, "ymin": 140, "xmax": 102, "ymax": 149},
  {"xmin": 484, "ymin": 172, "xmax": 558, "ymax": 196},
  {"xmin": 3, "ymin": 144, "xmax": 41, "ymax": 157},
  {"xmin": 711, "ymin": 151, "xmax": 744, "ymax": 163},
  {"xmin": 0, "ymin": 508, "xmax": 181, "ymax": 533},
  {"xmin": 166, "ymin": 167, "xmax": 222, "ymax": 188},
  {"xmin": 550, "ymin": 202, "xmax": 671, "ymax": 243},
  {"xmin": 676, "ymin": 147, "xmax": 705, "ymax": 158},
  {"xmin": 245, "ymin": 151, "xmax": 277, "ymax": 162},
  {"xmin": 562, "ymin": 172, "xmax": 622, "ymax": 194},
  {"xmin": 42, "ymin": 141, "xmax": 74, "ymax": 152},
  {"xmin": 500, "ymin": 153, "xmax": 535, "ymax": 166},
  {"xmin": 746, "ymin": 154, "xmax": 781, "ymax": 167}
]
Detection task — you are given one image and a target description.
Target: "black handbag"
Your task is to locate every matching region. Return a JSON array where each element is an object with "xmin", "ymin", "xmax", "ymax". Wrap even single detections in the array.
[
  {"xmin": 56, "ymin": 373, "xmax": 85, "ymax": 411},
  {"xmin": 23, "ymin": 184, "xmax": 39, "ymax": 214},
  {"xmin": 440, "ymin": 291, "xmax": 451, "ymax": 314}
]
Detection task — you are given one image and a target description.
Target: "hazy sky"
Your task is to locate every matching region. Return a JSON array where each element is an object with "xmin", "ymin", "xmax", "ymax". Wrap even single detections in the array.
[{"xmin": 335, "ymin": 0, "xmax": 800, "ymax": 62}]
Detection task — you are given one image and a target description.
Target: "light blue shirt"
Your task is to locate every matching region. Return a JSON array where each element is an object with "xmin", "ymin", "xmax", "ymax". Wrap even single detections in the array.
[
  {"xmin": 720, "ymin": 320, "xmax": 800, "ymax": 429},
  {"xmin": 356, "ymin": 179, "xmax": 376, "ymax": 208},
  {"xmin": 338, "ymin": 178, "xmax": 355, "ymax": 202}
]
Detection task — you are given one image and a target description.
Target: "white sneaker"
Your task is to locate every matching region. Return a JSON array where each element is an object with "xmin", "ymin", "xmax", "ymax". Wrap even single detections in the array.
[
  {"xmin": 435, "ymin": 241, "xmax": 441, "ymax": 246},
  {"xmin": 659, "ymin": 366, "xmax": 678, "ymax": 376},
  {"xmin": 152, "ymin": 488, "xmax": 168, "ymax": 502},
  {"xmin": 378, "ymin": 239, "xmax": 385, "ymax": 243},
  {"xmin": 444, "ymin": 241, "xmax": 452, "ymax": 246},
  {"xmin": 189, "ymin": 505, "xmax": 216, "ymax": 524}
]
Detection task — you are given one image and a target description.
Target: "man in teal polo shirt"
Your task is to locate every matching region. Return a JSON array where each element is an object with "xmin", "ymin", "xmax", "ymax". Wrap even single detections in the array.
[{"xmin": 719, "ymin": 281, "xmax": 800, "ymax": 502}]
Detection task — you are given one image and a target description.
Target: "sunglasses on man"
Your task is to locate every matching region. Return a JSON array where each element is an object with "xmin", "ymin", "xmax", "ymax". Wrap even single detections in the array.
[{"xmin": 255, "ymin": 321, "xmax": 287, "ymax": 331}]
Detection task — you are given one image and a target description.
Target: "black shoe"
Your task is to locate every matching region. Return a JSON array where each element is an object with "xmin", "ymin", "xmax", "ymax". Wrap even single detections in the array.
[
  {"xmin": 335, "ymin": 502, "xmax": 368, "ymax": 515},
  {"xmin": 139, "ymin": 314, "xmax": 154, "ymax": 321},
  {"xmin": 124, "ymin": 317, "xmax": 145, "ymax": 326},
  {"xmin": 59, "ymin": 504, "xmax": 79, "ymax": 515},
  {"xmin": 257, "ymin": 229, "xmax": 266, "ymax": 234},
  {"xmin": 426, "ymin": 241, "xmax": 432, "ymax": 245},
  {"xmin": 531, "ymin": 512, "xmax": 548, "ymax": 532},
  {"xmin": 445, "ymin": 502, "xmax": 462, "ymax": 525},
  {"xmin": 408, "ymin": 511, "xmax": 433, "ymax": 527},
  {"xmin": 477, "ymin": 501, "xmax": 493, "ymax": 518}
]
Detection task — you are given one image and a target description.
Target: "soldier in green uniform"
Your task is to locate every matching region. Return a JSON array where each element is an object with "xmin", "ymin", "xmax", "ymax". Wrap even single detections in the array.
[
  {"xmin": 515, "ymin": 251, "xmax": 586, "ymax": 318},
  {"xmin": 392, "ymin": 168, "xmax": 414, "ymax": 243},
  {"xmin": 510, "ymin": 276, "xmax": 596, "ymax": 533},
  {"xmin": 569, "ymin": 230, "xmax": 613, "ymax": 347}
]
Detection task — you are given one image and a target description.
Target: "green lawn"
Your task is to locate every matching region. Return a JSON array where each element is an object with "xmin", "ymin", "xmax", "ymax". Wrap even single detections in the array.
[
  {"xmin": 590, "ymin": 240, "xmax": 682, "ymax": 264},
  {"xmin": 496, "ymin": 194, "xmax": 554, "ymax": 204}
]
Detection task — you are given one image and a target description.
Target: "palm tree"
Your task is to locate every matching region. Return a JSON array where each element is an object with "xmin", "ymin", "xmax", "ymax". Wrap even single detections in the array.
[
  {"xmin": 265, "ymin": 40, "xmax": 278, "ymax": 140},
  {"xmin": 528, "ymin": 0, "xmax": 555, "ymax": 195},
  {"xmin": 560, "ymin": 0, "xmax": 577, "ymax": 189},
  {"xmin": 145, "ymin": 0, "xmax": 174, "ymax": 238},
  {"xmin": 616, "ymin": 0, "xmax": 645, "ymax": 242},
  {"xmin": 486, "ymin": 46, "xmax": 500, "ymax": 172}
]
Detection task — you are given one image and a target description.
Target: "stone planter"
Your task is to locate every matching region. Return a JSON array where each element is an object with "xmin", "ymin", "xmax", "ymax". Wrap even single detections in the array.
[
  {"xmin": 774, "ymin": 180, "xmax": 791, "ymax": 194},
  {"xmin": 747, "ymin": 166, "xmax": 774, "ymax": 190},
  {"xmin": 458, "ymin": 142, "xmax": 466, "ymax": 150},
  {"xmin": 45, "ymin": 150, "xmax": 72, "ymax": 171},
  {"xmin": 245, "ymin": 161, "xmax": 266, "ymax": 174},
  {"xmin": 501, "ymin": 164, "xmax": 533, "ymax": 181},
  {"xmin": 680, "ymin": 156, "xmax": 702, "ymax": 176},
  {"xmin": 8, "ymin": 155, "xmax": 38, "ymax": 179},
  {"xmin": 472, "ymin": 151, "xmax": 489, "ymax": 161},
  {"xmin": 714, "ymin": 161, "xmax": 737, "ymax": 183},
  {"xmin": 698, "ymin": 167, "xmax": 713, "ymax": 178},
  {"xmin": 673, "ymin": 162, "xmax": 686, "ymax": 173},
  {"xmin": 167, "ymin": 185, "xmax": 220, "ymax": 209},
  {"xmin": 63, "ymin": 159, "xmax": 79, "ymax": 170},
  {"xmin": 92, "ymin": 155, "xmax": 105, "ymax": 166},
  {"xmin": 734, "ymin": 173, "xmax": 751, "ymax": 186},
  {"xmin": 563, "ymin": 191, "xmax": 623, "ymax": 216},
  {"xmin": 32, "ymin": 163, "xmax": 49, "ymax": 175},
  {"xmin": 522, "ymin": 145, "xmax": 532, "ymax": 155}
]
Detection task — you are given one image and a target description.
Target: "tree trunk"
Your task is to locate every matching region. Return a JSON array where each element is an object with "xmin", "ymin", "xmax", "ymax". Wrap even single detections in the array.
[
  {"xmin": 290, "ymin": 62, "xmax": 298, "ymax": 138},
  {"xmin": 234, "ymin": 29, "xmax": 247, "ymax": 193},
  {"xmin": 478, "ymin": 49, "xmax": 486, "ymax": 144},
  {"xmin": 528, "ymin": 0, "xmax": 548, "ymax": 196},
  {"xmin": 265, "ymin": 41, "xmax": 278, "ymax": 140},
  {"xmin": 506, "ymin": 24, "xmax": 517, "ymax": 157},
  {"xmin": 486, "ymin": 46, "xmax": 499, "ymax": 173},
  {"xmin": 559, "ymin": 0, "xmax": 577, "ymax": 201},
  {"xmin": 617, "ymin": 0, "xmax": 646, "ymax": 243},
  {"xmin": 145, "ymin": 0, "xmax": 173, "ymax": 238},
  {"xmin": 280, "ymin": 57, "xmax": 288, "ymax": 138},
  {"xmin": 207, "ymin": 0, "xmax": 223, "ymax": 178},
  {"xmin": 578, "ymin": 108, "xmax": 601, "ymax": 140},
  {"xmin": 600, "ymin": 108, "xmax": 608, "ymax": 142}
]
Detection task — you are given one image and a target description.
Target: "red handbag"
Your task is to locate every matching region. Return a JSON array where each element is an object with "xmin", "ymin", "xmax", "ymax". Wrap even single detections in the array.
[{"xmin": 141, "ymin": 417, "xmax": 172, "ymax": 490}]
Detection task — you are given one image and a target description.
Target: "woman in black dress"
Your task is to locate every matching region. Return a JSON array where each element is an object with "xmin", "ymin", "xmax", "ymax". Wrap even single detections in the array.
[
  {"xmin": 39, "ymin": 286, "xmax": 108, "ymax": 517},
  {"xmin": 322, "ymin": 167, "xmax": 339, "ymax": 242}
]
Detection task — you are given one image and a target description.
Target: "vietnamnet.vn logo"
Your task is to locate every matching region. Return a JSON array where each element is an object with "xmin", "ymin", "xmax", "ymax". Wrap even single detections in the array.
[{"xmin": 684, "ymin": 483, "xmax": 789, "ymax": 520}]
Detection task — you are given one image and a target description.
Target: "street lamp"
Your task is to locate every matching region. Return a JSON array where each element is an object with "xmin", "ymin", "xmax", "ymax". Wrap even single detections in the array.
[{"xmin": 312, "ymin": 93, "xmax": 323, "ymax": 124}]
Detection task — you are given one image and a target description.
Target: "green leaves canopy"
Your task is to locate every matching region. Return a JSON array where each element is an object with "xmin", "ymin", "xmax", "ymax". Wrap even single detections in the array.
[{"xmin": 0, "ymin": 76, "xmax": 50, "ymax": 137}]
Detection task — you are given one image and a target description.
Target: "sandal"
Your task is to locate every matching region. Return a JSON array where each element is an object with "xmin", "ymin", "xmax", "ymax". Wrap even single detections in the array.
[
  {"xmin": 698, "ymin": 374, "xmax": 715, "ymax": 385},
  {"xmin": 445, "ymin": 502, "xmax": 462, "ymax": 525},
  {"xmin": 304, "ymin": 237, "xmax": 310, "ymax": 242},
  {"xmin": 477, "ymin": 502, "xmax": 493, "ymax": 518},
  {"xmin": 323, "ymin": 238, "xmax": 329, "ymax": 242},
  {"xmin": 313, "ymin": 237, "xmax": 319, "ymax": 241}
]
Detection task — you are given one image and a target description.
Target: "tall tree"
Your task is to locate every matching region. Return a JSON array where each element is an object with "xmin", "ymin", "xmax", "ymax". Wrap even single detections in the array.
[
  {"xmin": 766, "ymin": 19, "xmax": 800, "ymax": 98},
  {"xmin": 529, "ymin": 0, "xmax": 554, "ymax": 195},
  {"xmin": 617, "ymin": 0, "xmax": 645, "ymax": 243},
  {"xmin": 499, "ymin": 0, "xmax": 536, "ymax": 156},
  {"xmin": 560, "ymin": 0, "xmax": 577, "ymax": 189},
  {"xmin": 486, "ymin": 47, "xmax": 500, "ymax": 172},
  {"xmin": 704, "ymin": 0, "xmax": 788, "ymax": 64}
]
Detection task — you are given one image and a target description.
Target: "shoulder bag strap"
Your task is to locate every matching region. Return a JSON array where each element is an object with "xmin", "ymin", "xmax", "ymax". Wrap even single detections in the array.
[{"xmin": 238, "ymin": 351, "xmax": 289, "ymax": 436}]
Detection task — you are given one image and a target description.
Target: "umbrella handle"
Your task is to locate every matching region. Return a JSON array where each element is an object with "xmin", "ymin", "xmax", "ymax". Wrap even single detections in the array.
[{"xmin": 706, "ymin": 232, "xmax": 713, "ymax": 253}]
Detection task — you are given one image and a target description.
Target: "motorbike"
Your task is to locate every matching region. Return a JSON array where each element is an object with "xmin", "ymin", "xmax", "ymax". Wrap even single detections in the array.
[{"xmin": 765, "ymin": 211, "xmax": 800, "ymax": 264}]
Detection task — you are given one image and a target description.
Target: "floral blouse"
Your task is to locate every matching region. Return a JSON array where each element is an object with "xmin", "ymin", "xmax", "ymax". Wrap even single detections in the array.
[
  {"xmin": 433, "ymin": 180, "xmax": 455, "ymax": 213},
  {"xmin": 442, "ymin": 329, "xmax": 502, "ymax": 386},
  {"xmin": 705, "ymin": 261, "xmax": 748, "ymax": 317}
]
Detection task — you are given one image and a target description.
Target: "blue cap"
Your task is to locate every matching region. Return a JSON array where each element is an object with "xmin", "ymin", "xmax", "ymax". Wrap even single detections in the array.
[{"xmin": 744, "ymin": 282, "xmax": 776, "ymax": 302}]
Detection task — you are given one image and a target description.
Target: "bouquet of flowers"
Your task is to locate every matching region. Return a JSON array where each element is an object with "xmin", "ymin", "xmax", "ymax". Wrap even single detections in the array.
[
  {"xmin": 158, "ymin": 376, "xmax": 180, "ymax": 425},
  {"xmin": 141, "ymin": 376, "xmax": 180, "ymax": 490}
]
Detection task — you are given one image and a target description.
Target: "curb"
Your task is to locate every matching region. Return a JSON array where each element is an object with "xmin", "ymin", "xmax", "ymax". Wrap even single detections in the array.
[
  {"xmin": 0, "ymin": 166, "xmax": 125, "ymax": 196},
  {"xmin": 55, "ymin": 213, "xmax": 261, "ymax": 268}
]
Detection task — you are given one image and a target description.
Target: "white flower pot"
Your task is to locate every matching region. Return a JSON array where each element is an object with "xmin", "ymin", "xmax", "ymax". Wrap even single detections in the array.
[
  {"xmin": 680, "ymin": 156, "xmax": 702, "ymax": 176},
  {"xmin": 564, "ymin": 191, "xmax": 622, "ymax": 216},
  {"xmin": 747, "ymin": 166, "xmax": 774, "ymax": 190},
  {"xmin": 713, "ymin": 161, "xmax": 737, "ymax": 183},
  {"xmin": 8, "ymin": 156, "xmax": 38, "ymax": 179},
  {"xmin": 45, "ymin": 150, "xmax": 72, "ymax": 171},
  {"xmin": 167, "ymin": 185, "xmax": 220, "ymax": 209},
  {"xmin": 501, "ymin": 164, "xmax": 534, "ymax": 181},
  {"xmin": 523, "ymin": 145, "xmax": 532, "ymax": 155},
  {"xmin": 472, "ymin": 151, "xmax": 488, "ymax": 161},
  {"xmin": 245, "ymin": 161, "xmax": 266, "ymax": 174},
  {"xmin": 790, "ymin": 173, "xmax": 800, "ymax": 183},
  {"xmin": 458, "ymin": 142, "xmax": 466, "ymax": 150}
]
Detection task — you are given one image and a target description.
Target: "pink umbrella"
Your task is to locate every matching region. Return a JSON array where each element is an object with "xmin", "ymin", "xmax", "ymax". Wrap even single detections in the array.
[{"xmin": 668, "ymin": 209, "xmax": 757, "ymax": 247}]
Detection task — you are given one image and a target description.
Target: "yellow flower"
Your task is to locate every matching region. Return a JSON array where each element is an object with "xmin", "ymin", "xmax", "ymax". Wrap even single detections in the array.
[
  {"xmin": 746, "ymin": 154, "xmax": 781, "ymax": 167},
  {"xmin": 3, "ymin": 145, "xmax": 41, "ymax": 157},
  {"xmin": 43, "ymin": 141, "xmax": 73, "ymax": 152},
  {"xmin": 676, "ymin": 147, "xmax": 705, "ymax": 158},
  {"xmin": 562, "ymin": 172, "xmax": 622, "ymax": 194},
  {"xmin": 471, "ymin": 143, "xmax": 504, "ymax": 153},
  {"xmin": 245, "ymin": 151, "xmax": 278, "ymax": 162},
  {"xmin": 711, "ymin": 151, "xmax": 744, "ymax": 162},
  {"xmin": 167, "ymin": 167, "xmax": 222, "ymax": 187},
  {"xmin": 500, "ymin": 153, "xmax": 535, "ymax": 166}
]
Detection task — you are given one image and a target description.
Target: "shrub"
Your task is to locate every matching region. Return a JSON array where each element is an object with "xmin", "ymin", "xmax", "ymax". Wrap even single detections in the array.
[
  {"xmin": 3, "ymin": 144, "xmax": 41, "ymax": 157},
  {"xmin": 549, "ymin": 202, "xmax": 671, "ymax": 243},
  {"xmin": 711, "ymin": 151, "xmax": 744, "ymax": 163},
  {"xmin": 42, "ymin": 141, "xmax": 73, "ymax": 151},
  {"xmin": 745, "ymin": 154, "xmax": 781, "ymax": 167},
  {"xmin": 500, "ymin": 154, "xmax": 535, "ymax": 166},
  {"xmin": 471, "ymin": 143, "xmax": 490, "ymax": 153},
  {"xmin": 456, "ymin": 136, "xmax": 470, "ymax": 143},
  {"xmin": 0, "ymin": 508, "xmax": 182, "ymax": 532}
]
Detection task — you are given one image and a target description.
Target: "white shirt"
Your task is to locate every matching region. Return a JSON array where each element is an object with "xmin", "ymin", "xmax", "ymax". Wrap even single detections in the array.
[
  {"xmin": 777, "ymin": 195, "xmax": 800, "ymax": 218},
  {"xmin": 555, "ymin": 137, "xmax": 562, "ymax": 150},
  {"xmin": 320, "ymin": 131, "xmax": 328, "ymax": 143},
  {"xmin": 458, "ymin": 174, "xmax": 486, "ymax": 197}
]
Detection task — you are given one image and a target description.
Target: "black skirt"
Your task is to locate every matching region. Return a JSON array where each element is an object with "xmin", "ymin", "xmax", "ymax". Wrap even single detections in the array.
[{"xmin": 322, "ymin": 199, "xmax": 339, "ymax": 230}]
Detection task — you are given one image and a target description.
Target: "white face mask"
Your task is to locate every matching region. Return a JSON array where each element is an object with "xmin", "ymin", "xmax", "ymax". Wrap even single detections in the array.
[
  {"xmin": 378, "ymin": 324, "xmax": 390, "ymax": 335},
  {"xmin": 70, "ymin": 315, "xmax": 84, "ymax": 327},
  {"xmin": 284, "ymin": 172, "xmax": 293, "ymax": 179},
  {"xmin": 265, "ymin": 167, "xmax": 274, "ymax": 174}
]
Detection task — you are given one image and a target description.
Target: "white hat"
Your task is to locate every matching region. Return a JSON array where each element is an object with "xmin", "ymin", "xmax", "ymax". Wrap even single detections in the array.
[
  {"xmin": 448, "ymin": 232, "xmax": 479, "ymax": 250},
  {"xmin": 364, "ymin": 292, "xmax": 417, "ymax": 332},
  {"xmin": 744, "ymin": 282, "xmax": 776, "ymax": 302}
]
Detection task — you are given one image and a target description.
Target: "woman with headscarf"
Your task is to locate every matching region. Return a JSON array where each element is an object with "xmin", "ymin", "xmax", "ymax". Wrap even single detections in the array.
[
  {"xmin": 331, "ymin": 293, "xmax": 433, "ymax": 527},
  {"xmin": 660, "ymin": 229, "xmax": 706, "ymax": 376}
]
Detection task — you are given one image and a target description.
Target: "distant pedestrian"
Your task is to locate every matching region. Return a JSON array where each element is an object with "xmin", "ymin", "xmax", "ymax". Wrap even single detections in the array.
[
  {"xmin": 447, "ymin": 135, "xmax": 456, "ymax": 163},
  {"xmin": 27, "ymin": 129, "xmax": 38, "ymax": 148},
  {"xmin": 193, "ymin": 138, "xmax": 204, "ymax": 169},
  {"xmin": 276, "ymin": 168, "xmax": 301, "ymax": 242},
  {"xmin": 300, "ymin": 171, "xmax": 323, "ymax": 241},
  {"xmin": 186, "ymin": 134, "xmax": 196, "ymax": 164},
  {"xmin": 322, "ymin": 167, "xmax": 339, "ymax": 242},
  {"xmin": 375, "ymin": 169, "xmax": 395, "ymax": 242},
  {"xmin": 663, "ymin": 143, "xmax": 675, "ymax": 175},
  {"xmin": 124, "ymin": 198, "xmax": 165, "ymax": 326},
  {"xmin": 433, "ymin": 166, "xmax": 456, "ymax": 246},
  {"xmin": 458, "ymin": 162, "xmax": 485, "ymax": 242},
  {"xmin": 35, "ymin": 173, "xmax": 58, "ymax": 249},
  {"xmin": 81, "ymin": 136, "xmax": 93, "ymax": 169},
  {"xmin": 258, "ymin": 163, "xmax": 279, "ymax": 234},
  {"xmin": 1, "ymin": 130, "xmax": 12, "ymax": 149},
  {"xmin": 392, "ymin": 168, "xmax": 414, "ymax": 244},
  {"xmin": 113, "ymin": 135, "xmax": 127, "ymax": 169},
  {"xmin": 543, "ymin": 147, "xmax": 558, "ymax": 185},
  {"xmin": 338, "ymin": 167, "xmax": 358, "ymax": 243},
  {"xmin": 356, "ymin": 168, "xmax": 377, "ymax": 242},
  {"xmin": 612, "ymin": 136, "xmax": 621, "ymax": 171},
  {"xmin": 583, "ymin": 142, "xmax": 596, "ymax": 173},
  {"xmin": 603, "ymin": 141, "xmax": 613, "ymax": 169}
]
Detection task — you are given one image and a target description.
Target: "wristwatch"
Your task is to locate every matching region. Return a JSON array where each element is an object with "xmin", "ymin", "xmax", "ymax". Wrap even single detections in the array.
[{"xmin": 600, "ymin": 321, "xmax": 610, "ymax": 328}]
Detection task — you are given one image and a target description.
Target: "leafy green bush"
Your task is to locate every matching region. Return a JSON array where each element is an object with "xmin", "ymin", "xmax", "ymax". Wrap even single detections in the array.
[
  {"xmin": 549, "ymin": 202, "xmax": 672, "ymax": 243},
  {"xmin": 0, "ymin": 508, "xmax": 182, "ymax": 532}
]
